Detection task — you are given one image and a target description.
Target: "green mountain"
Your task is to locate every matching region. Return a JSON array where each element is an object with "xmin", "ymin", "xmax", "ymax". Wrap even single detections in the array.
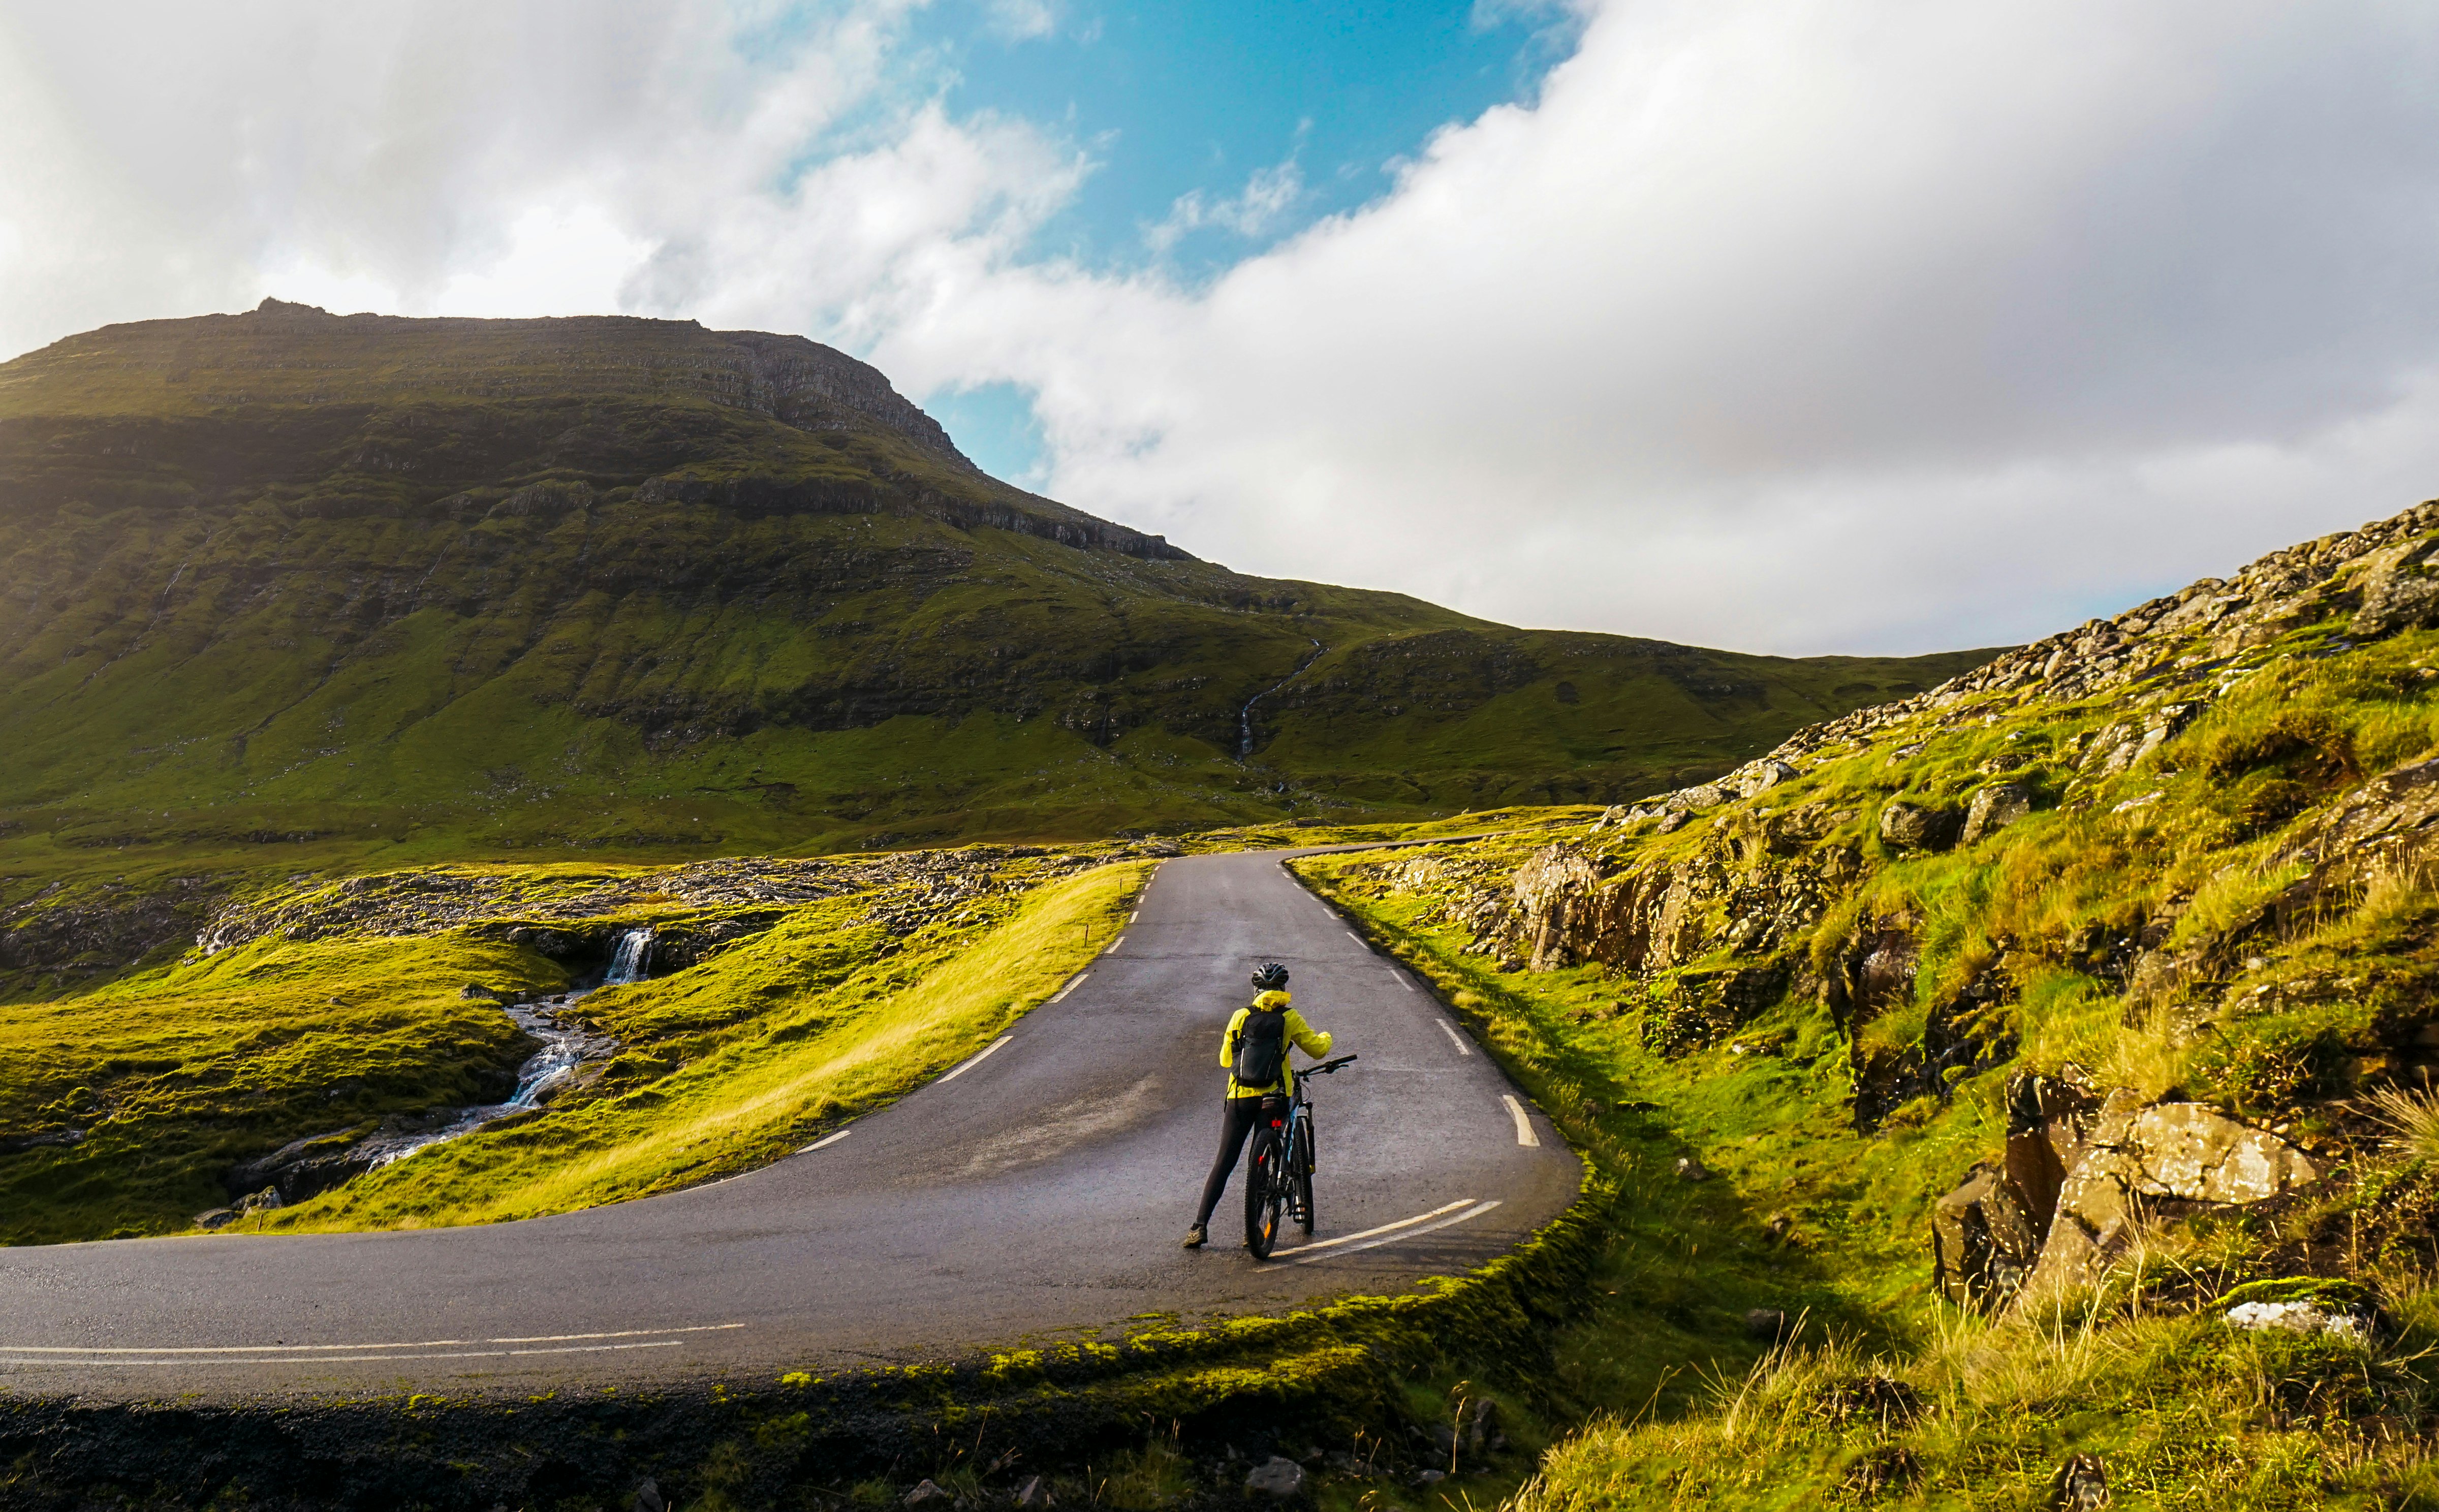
[{"xmin": 0, "ymin": 300, "xmax": 1984, "ymax": 892}]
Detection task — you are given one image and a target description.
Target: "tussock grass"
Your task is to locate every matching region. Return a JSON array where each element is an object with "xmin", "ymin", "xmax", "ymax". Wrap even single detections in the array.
[{"xmin": 2362, "ymin": 1083, "xmax": 2439, "ymax": 1166}]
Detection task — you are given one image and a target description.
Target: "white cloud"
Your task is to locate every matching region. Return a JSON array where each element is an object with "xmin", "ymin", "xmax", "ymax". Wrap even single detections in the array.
[
  {"xmin": 870, "ymin": 0, "xmax": 2439, "ymax": 651},
  {"xmin": 5, "ymin": 0, "xmax": 2437, "ymax": 656},
  {"xmin": 1143, "ymin": 159, "xmax": 1305, "ymax": 253},
  {"xmin": 983, "ymin": 0, "xmax": 1057, "ymax": 42}
]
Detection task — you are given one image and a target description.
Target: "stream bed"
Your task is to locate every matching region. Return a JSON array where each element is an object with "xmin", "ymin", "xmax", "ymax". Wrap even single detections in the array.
[{"xmin": 355, "ymin": 928, "xmax": 646, "ymax": 1168}]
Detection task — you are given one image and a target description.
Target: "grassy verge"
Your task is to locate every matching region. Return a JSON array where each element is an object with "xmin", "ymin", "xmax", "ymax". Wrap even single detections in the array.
[
  {"xmin": 0, "ymin": 850, "xmax": 1145, "ymax": 1243},
  {"xmin": 0, "ymin": 930, "xmax": 557, "ymax": 1244},
  {"xmin": 255, "ymin": 860, "xmax": 1147, "ymax": 1232},
  {"xmin": 1289, "ymin": 855, "xmax": 1912, "ymax": 1426}
]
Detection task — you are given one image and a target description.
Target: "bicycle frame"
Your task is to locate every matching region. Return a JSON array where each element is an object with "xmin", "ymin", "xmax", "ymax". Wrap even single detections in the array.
[{"xmin": 1245, "ymin": 1054, "xmax": 1352, "ymax": 1256}]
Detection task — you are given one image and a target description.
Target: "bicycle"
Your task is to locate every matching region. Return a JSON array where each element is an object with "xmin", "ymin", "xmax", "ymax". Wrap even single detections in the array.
[{"xmin": 1245, "ymin": 1053, "xmax": 1357, "ymax": 1258}]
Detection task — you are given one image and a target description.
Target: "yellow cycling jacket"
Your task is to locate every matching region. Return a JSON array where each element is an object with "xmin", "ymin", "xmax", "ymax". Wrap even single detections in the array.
[{"xmin": 1220, "ymin": 989, "xmax": 1333, "ymax": 1098}]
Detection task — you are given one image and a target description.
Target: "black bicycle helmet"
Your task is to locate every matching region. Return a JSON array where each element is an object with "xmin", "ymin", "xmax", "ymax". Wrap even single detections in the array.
[{"xmin": 1251, "ymin": 962, "xmax": 1290, "ymax": 992}]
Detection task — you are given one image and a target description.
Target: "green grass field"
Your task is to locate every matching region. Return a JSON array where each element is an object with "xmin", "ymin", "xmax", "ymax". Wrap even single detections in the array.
[{"xmin": 0, "ymin": 848, "xmax": 1143, "ymax": 1243}]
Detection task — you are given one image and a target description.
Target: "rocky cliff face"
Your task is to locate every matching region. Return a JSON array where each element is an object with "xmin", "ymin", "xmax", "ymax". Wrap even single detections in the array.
[{"xmin": 1342, "ymin": 498, "xmax": 2439, "ymax": 1308}]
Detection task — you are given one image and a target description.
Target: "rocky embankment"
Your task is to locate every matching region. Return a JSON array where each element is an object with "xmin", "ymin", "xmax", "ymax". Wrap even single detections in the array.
[
  {"xmin": 1349, "ymin": 500, "xmax": 2439, "ymax": 1309},
  {"xmin": 0, "ymin": 873, "xmax": 232, "ymax": 992},
  {"xmin": 193, "ymin": 846, "xmax": 1105, "ymax": 966}
]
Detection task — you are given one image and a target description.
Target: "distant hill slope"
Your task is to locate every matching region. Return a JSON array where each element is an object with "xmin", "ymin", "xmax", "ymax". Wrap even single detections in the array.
[{"xmin": 0, "ymin": 301, "xmax": 1993, "ymax": 871}]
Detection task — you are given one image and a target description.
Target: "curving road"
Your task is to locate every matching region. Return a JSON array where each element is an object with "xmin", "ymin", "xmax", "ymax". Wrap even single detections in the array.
[{"xmin": 0, "ymin": 849, "xmax": 1579, "ymax": 1401}]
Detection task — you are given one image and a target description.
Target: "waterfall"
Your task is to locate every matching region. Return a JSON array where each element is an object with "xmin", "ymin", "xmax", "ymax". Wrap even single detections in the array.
[
  {"xmin": 353, "ymin": 929, "xmax": 653, "ymax": 1169},
  {"xmin": 602, "ymin": 927, "xmax": 654, "ymax": 985},
  {"xmin": 1238, "ymin": 639, "xmax": 1326, "ymax": 758},
  {"xmin": 362, "ymin": 993, "xmax": 620, "ymax": 1167}
]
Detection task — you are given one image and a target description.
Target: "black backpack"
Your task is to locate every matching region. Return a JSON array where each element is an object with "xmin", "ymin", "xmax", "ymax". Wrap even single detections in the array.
[{"xmin": 1232, "ymin": 1006, "xmax": 1288, "ymax": 1088}]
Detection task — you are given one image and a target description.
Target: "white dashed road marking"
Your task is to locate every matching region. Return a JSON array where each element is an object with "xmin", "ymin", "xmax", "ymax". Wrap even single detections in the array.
[
  {"xmin": 1106, "ymin": 935, "xmax": 1125, "ymax": 953},
  {"xmin": 799, "ymin": 1128, "xmax": 853, "ymax": 1154},
  {"xmin": 1436, "ymin": 1021, "xmax": 1473, "ymax": 1057},
  {"xmin": 1502, "ymin": 1094, "xmax": 1540, "ymax": 1147},
  {"xmin": 1050, "ymin": 972, "xmax": 1089, "ymax": 1002},
  {"xmin": 939, "ymin": 1035, "xmax": 1014, "ymax": 1084}
]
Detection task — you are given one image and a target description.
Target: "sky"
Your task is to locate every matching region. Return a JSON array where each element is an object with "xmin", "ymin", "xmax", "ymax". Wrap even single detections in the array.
[{"xmin": 3, "ymin": 1, "xmax": 2436, "ymax": 655}]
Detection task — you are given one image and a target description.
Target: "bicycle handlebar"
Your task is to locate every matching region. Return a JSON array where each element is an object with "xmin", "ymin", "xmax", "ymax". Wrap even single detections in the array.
[{"xmin": 1306, "ymin": 1054, "xmax": 1359, "ymax": 1074}]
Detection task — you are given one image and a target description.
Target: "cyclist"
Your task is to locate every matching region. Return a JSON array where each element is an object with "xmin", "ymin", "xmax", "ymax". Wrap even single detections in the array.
[{"xmin": 1184, "ymin": 962, "xmax": 1334, "ymax": 1249}]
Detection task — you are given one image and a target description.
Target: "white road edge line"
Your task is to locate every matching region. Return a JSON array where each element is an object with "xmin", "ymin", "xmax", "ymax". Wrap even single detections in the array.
[
  {"xmin": 1288, "ymin": 1201, "xmax": 1503, "ymax": 1266},
  {"xmin": 1050, "ymin": 971, "xmax": 1090, "ymax": 1003},
  {"xmin": 799, "ymin": 1128, "xmax": 853, "ymax": 1154},
  {"xmin": 4, "ymin": 1340, "xmax": 695, "ymax": 1367},
  {"xmin": 1436, "ymin": 1021, "xmax": 1473, "ymax": 1057},
  {"xmin": 1397, "ymin": 976, "xmax": 1418, "ymax": 993},
  {"xmin": 1503, "ymin": 1094, "xmax": 1540, "ymax": 1147},
  {"xmin": 937, "ymin": 1035, "xmax": 1014, "ymax": 1084},
  {"xmin": 1276, "ymin": 1199, "xmax": 1471, "ymax": 1257},
  {"xmin": 1130, "ymin": 909, "xmax": 1140, "ymax": 923},
  {"xmin": 1106, "ymin": 935, "xmax": 1125, "ymax": 953},
  {"xmin": 1, "ymin": 1324, "xmax": 746, "ymax": 1356}
]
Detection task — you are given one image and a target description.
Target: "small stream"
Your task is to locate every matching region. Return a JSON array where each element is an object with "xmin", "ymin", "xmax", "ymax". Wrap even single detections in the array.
[{"xmin": 359, "ymin": 929, "xmax": 645, "ymax": 1168}]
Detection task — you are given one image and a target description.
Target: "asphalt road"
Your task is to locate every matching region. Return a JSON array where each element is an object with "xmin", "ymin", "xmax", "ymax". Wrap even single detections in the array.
[{"xmin": 0, "ymin": 848, "xmax": 1580, "ymax": 1401}]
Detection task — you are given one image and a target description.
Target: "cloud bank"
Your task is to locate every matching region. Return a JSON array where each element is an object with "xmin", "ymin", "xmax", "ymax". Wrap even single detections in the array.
[{"xmin": 5, "ymin": 0, "xmax": 2437, "ymax": 653}]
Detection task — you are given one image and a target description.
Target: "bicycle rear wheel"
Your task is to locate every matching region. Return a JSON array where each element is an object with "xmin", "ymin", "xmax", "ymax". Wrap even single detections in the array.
[
  {"xmin": 1292, "ymin": 1118, "xmax": 1316, "ymax": 1234},
  {"xmin": 1244, "ymin": 1126, "xmax": 1285, "ymax": 1258}
]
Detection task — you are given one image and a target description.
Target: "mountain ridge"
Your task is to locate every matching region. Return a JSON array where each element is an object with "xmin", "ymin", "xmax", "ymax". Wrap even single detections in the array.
[{"xmin": 0, "ymin": 304, "xmax": 1991, "ymax": 994}]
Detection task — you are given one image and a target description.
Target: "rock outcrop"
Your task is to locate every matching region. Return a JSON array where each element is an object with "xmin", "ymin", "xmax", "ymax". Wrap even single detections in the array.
[
  {"xmin": 2017, "ymin": 1094, "xmax": 2321, "ymax": 1303},
  {"xmin": 1937, "ymin": 1081, "xmax": 2324, "ymax": 1309}
]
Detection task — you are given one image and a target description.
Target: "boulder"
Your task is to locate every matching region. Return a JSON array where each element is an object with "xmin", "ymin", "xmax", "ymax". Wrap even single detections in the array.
[
  {"xmin": 2048, "ymin": 1453, "xmax": 2110, "ymax": 1510},
  {"xmin": 2225, "ymin": 1299, "xmax": 2370, "ymax": 1342},
  {"xmin": 1878, "ymin": 801, "xmax": 1961, "ymax": 852},
  {"xmin": 1462, "ymin": 1398, "xmax": 1498, "ymax": 1456},
  {"xmin": 636, "ymin": 1480, "xmax": 667, "ymax": 1512},
  {"xmin": 1961, "ymin": 782, "xmax": 2033, "ymax": 845},
  {"xmin": 903, "ymin": 1480, "xmax": 951, "ymax": 1508},
  {"xmin": 1930, "ymin": 1163, "xmax": 2040, "ymax": 1309},
  {"xmin": 2019, "ymin": 1094, "xmax": 2321, "ymax": 1303},
  {"xmin": 2002, "ymin": 1070, "xmax": 2101, "ymax": 1239},
  {"xmin": 1738, "ymin": 760, "xmax": 1798, "ymax": 798},
  {"xmin": 1675, "ymin": 1157, "xmax": 1713, "ymax": 1181},
  {"xmin": 1673, "ymin": 783, "xmax": 1729, "ymax": 812},
  {"xmin": 2350, "ymin": 540, "xmax": 2439, "ymax": 638},
  {"xmin": 226, "ymin": 1128, "xmax": 378, "ymax": 1205},
  {"xmin": 1014, "ymin": 1476, "xmax": 1052, "ymax": 1509},
  {"xmin": 0, "ymin": 1128, "xmax": 85, "ymax": 1155},
  {"xmin": 1245, "ymin": 1457, "xmax": 1305, "ymax": 1499},
  {"xmin": 2131, "ymin": 1102, "xmax": 2321, "ymax": 1203}
]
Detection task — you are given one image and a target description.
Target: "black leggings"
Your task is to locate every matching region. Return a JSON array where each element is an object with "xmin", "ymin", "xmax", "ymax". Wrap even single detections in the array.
[{"xmin": 1194, "ymin": 1095, "xmax": 1279, "ymax": 1227}]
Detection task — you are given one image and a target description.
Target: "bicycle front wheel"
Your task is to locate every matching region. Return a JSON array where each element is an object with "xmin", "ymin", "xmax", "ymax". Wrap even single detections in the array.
[{"xmin": 1244, "ymin": 1127, "xmax": 1286, "ymax": 1259}]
